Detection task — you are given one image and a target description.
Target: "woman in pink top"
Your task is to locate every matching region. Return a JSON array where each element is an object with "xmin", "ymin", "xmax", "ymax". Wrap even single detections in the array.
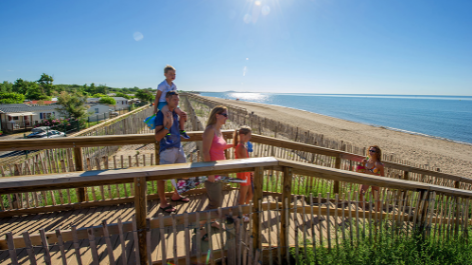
[{"xmin": 201, "ymin": 105, "xmax": 233, "ymax": 235}]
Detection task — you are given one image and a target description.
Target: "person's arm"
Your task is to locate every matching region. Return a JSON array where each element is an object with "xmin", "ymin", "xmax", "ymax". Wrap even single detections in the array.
[
  {"xmin": 235, "ymin": 145, "xmax": 247, "ymax": 159},
  {"xmin": 153, "ymin": 90, "xmax": 162, "ymax": 114},
  {"xmin": 377, "ymin": 162, "xmax": 385, "ymax": 177},
  {"xmin": 225, "ymin": 142, "xmax": 234, "ymax": 149},
  {"xmin": 340, "ymin": 153, "xmax": 365, "ymax": 163},
  {"xmin": 154, "ymin": 112, "xmax": 173, "ymax": 142},
  {"xmin": 202, "ymin": 126, "xmax": 213, "ymax": 162}
]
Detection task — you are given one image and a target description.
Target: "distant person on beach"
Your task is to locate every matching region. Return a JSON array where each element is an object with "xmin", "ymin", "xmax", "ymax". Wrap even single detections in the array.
[
  {"xmin": 354, "ymin": 145, "xmax": 384, "ymax": 211},
  {"xmin": 154, "ymin": 91, "xmax": 190, "ymax": 213},
  {"xmin": 153, "ymin": 65, "xmax": 190, "ymax": 139},
  {"xmin": 233, "ymin": 125, "xmax": 253, "ymax": 222},
  {"xmin": 201, "ymin": 105, "xmax": 234, "ymax": 233}
]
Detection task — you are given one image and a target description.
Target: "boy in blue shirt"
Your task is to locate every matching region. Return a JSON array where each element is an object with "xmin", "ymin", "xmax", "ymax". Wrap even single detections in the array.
[{"xmin": 153, "ymin": 65, "xmax": 190, "ymax": 139}]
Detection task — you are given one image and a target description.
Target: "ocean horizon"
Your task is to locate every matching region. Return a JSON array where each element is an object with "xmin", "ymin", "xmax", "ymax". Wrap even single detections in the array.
[{"xmin": 200, "ymin": 92, "xmax": 472, "ymax": 145}]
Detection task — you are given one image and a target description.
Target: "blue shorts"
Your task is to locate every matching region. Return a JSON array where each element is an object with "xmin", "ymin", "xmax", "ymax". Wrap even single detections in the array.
[{"xmin": 157, "ymin": 102, "xmax": 167, "ymax": 110}]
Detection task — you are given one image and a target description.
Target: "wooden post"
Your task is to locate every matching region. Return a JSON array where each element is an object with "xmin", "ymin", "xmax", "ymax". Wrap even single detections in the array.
[
  {"xmin": 280, "ymin": 166, "xmax": 293, "ymax": 260},
  {"xmin": 252, "ymin": 167, "xmax": 264, "ymax": 250},
  {"xmin": 333, "ymin": 155, "xmax": 341, "ymax": 194},
  {"xmin": 155, "ymin": 142, "xmax": 160, "ymax": 165},
  {"xmin": 74, "ymin": 147, "xmax": 86, "ymax": 202},
  {"xmin": 134, "ymin": 176, "xmax": 148, "ymax": 265}
]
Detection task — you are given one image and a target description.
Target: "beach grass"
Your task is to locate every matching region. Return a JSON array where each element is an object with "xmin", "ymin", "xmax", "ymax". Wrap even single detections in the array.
[{"xmin": 290, "ymin": 227, "xmax": 472, "ymax": 265}]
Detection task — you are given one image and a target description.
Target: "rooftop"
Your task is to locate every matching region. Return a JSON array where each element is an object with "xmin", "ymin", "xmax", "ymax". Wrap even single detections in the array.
[{"xmin": 0, "ymin": 104, "xmax": 59, "ymax": 114}]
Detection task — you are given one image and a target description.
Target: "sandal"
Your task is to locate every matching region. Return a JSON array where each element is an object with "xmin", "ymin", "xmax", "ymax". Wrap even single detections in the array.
[
  {"xmin": 171, "ymin": 196, "xmax": 190, "ymax": 203},
  {"xmin": 160, "ymin": 205, "xmax": 176, "ymax": 213}
]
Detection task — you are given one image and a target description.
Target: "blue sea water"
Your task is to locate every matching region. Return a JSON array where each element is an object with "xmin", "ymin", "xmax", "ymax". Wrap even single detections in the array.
[{"xmin": 200, "ymin": 92, "xmax": 472, "ymax": 144}]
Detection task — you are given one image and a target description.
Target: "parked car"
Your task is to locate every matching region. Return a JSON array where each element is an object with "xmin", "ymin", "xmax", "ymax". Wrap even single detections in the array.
[
  {"xmin": 39, "ymin": 130, "xmax": 66, "ymax": 138},
  {"xmin": 109, "ymin": 111, "xmax": 119, "ymax": 117},
  {"xmin": 26, "ymin": 126, "xmax": 51, "ymax": 138}
]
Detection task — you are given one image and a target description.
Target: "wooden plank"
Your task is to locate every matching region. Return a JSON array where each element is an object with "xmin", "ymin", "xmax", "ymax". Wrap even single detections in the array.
[
  {"xmin": 74, "ymin": 147, "xmax": 87, "ymax": 202},
  {"xmin": 102, "ymin": 220, "xmax": 117, "ymax": 265},
  {"xmin": 6, "ymin": 232, "xmax": 19, "ymax": 265},
  {"xmin": 135, "ymin": 176, "xmax": 148, "ymax": 265},
  {"xmin": 132, "ymin": 216, "xmax": 141, "ymax": 265},
  {"xmin": 55, "ymin": 229, "xmax": 68, "ymax": 265},
  {"xmin": 39, "ymin": 228, "xmax": 52, "ymax": 265},
  {"xmin": 280, "ymin": 166, "xmax": 292, "ymax": 260},
  {"xmin": 252, "ymin": 166, "xmax": 264, "ymax": 249},
  {"xmin": 117, "ymin": 218, "xmax": 128, "ymax": 265},
  {"xmin": 87, "ymin": 228, "xmax": 100, "ymax": 265},
  {"xmin": 71, "ymin": 226, "xmax": 83, "ymax": 265},
  {"xmin": 278, "ymin": 159, "xmax": 472, "ymax": 198},
  {"xmin": 22, "ymin": 231, "xmax": 37, "ymax": 265},
  {"xmin": 0, "ymin": 157, "xmax": 279, "ymax": 194}
]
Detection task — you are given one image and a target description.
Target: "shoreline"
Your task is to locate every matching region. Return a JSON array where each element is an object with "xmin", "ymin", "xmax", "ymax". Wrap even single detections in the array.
[
  {"xmin": 201, "ymin": 96, "xmax": 472, "ymax": 178},
  {"xmin": 254, "ymin": 102, "xmax": 472, "ymax": 146}
]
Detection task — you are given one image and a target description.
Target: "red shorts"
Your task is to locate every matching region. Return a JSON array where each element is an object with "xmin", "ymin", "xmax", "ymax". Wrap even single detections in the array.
[{"xmin": 237, "ymin": 172, "xmax": 252, "ymax": 186}]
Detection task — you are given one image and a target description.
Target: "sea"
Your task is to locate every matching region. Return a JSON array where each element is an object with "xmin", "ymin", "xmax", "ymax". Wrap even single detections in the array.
[{"xmin": 200, "ymin": 92, "xmax": 472, "ymax": 145}]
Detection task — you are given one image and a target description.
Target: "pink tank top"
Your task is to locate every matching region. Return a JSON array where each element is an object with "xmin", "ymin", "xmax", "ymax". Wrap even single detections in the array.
[{"xmin": 209, "ymin": 133, "xmax": 227, "ymax": 161}]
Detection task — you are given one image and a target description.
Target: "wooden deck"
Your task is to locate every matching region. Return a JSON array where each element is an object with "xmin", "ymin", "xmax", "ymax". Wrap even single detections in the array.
[{"xmin": 0, "ymin": 189, "xmax": 361, "ymax": 265}]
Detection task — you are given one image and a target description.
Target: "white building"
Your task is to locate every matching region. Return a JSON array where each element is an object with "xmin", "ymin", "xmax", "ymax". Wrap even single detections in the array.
[{"xmin": 0, "ymin": 104, "xmax": 66, "ymax": 133}]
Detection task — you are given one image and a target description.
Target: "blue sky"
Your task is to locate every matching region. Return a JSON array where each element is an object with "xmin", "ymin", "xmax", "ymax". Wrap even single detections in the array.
[{"xmin": 1, "ymin": 0, "xmax": 471, "ymax": 95}]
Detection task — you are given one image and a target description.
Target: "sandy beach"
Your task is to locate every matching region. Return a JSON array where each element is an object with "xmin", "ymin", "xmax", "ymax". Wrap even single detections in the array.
[{"xmin": 203, "ymin": 96, "xmax": 472, "ymax": 178}]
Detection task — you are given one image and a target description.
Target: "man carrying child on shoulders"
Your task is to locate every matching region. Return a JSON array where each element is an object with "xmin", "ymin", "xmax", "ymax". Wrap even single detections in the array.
[{"xmin": 154, "ymin": 91, "xmax": 190, "ymax": 213}]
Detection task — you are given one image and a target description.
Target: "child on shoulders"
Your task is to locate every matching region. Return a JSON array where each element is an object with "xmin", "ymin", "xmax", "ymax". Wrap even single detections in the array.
[{"xmin": 153, "ymin": 65, "xmax": 190, "ymax": 139}]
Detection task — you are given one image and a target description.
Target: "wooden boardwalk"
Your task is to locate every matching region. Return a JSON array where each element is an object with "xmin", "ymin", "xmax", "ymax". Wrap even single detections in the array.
[{"xmin": 0, "ymin": 189, "xmax": 362, "ymax": 265}]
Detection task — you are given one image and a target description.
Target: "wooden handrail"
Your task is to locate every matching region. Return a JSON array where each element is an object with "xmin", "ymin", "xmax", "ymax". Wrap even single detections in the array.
[
  {"xmin": 0, "ymin": 157, "xmax": 279, "ymax": 194},
  {"xmin": 278, "ymin": 159, "xmax": 472, "ymax": 198},
  {"xmin": 0, "ymin": 131, "xmax": 234, "ymax": 151},
  {"xmin": 0, "ymin": 131, "xmax": 467, "ymax": 187},
  {"xmin": 1, "ymin": 157, "xmax": 471, "ymax": 198}
]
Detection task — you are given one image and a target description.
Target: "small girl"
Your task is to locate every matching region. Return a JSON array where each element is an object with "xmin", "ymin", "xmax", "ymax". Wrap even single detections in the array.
[{"xmin": 233, "ymin": 126, "xmax": 253, "ymax": 221}]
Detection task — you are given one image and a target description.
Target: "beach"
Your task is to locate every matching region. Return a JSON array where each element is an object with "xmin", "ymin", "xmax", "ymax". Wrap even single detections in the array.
[{"xmin": 203, "ymin": 96, "xmax": 472, "ymax": 178}]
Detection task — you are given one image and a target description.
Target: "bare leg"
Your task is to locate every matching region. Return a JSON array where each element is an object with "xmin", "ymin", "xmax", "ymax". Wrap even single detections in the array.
[
  {"xmin": 158, "ymin": 180, "xmax": 169, "ymax": 208},
  {"xmin": 245, "ymin": 185, "xmax": 253, "ymax": 205},
  {"xmin": 238, "ymin": 185, "xmax": 250, "ymax": 205},
  {"xmin": 175, "ymin": 107, "xmax": 187, "ymax": 131}
]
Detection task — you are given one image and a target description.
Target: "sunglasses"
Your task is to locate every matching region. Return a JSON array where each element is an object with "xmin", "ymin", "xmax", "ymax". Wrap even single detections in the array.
[
  {"xmin": 369, "ymin": 149, "xmax": 377, "ymax": 153},
  {"xmin": 219, "ymin": 113, "xmax": 228, "ymax": 117}
]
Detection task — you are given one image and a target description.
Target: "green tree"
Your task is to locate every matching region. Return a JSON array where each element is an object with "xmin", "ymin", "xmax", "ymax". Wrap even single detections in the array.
[
  {"xmin": 12, "ymin": 78, "xmax": 28, "ymax": 94},
  {"xmin": 91, "ymin": 93, "xmax": 106, "ymax": 98},
  {"xmin": 96, "ymin": 84, "xmax": 108, "ymax": 95},
  {"xmin": 0, "ymin": 92, "xmax": 25, "ymax": 104},
  {"xmin": 99, "ymin": 96, "xmax": 116, "ymax": 105},
  {"xmin": 136, "ymin": 89, "xmax": 154, "ymax": 103},
  {"xmin": 115, "ymin": 92, "xmax": 132, "ymax": 99},
  {"xmin": 26, "ymin": 83, "xmax": 50, "ymax": 100},
  {"xmin": 37, "ymin": 73, "xmax": 54, "ymax": 96},
  {"xmin": 89, "ymin": 83, "xmax": 96, "ymax": 94},
  {"xmin": 0, "ymin": 81, "xmax": 13, "ymax": 93},
  {"xmin": 55, "ymin": 91, "xmax": 89, "ymax": 120}
]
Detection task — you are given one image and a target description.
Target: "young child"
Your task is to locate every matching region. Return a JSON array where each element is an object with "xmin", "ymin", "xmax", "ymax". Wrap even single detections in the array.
[
  {"xmin": 153, "ymin": 65, "xmax": 190, "ymax": 139},
  {"xmin": 233, "ymin": 126, "xmax": 253, "ymax": 222}
]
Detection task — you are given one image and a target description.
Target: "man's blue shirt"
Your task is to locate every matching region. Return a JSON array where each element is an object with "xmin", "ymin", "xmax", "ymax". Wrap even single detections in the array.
[{"xmin": 155, "ymin": 110, "xmax": 181, "ymax": 153}]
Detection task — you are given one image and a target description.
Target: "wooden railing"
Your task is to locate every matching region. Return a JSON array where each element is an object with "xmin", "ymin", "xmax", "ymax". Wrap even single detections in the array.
[
  {"xmin": 0, "ymin": 157, "xmax": 471, "ymax": 264},
  {"xmin": 0, "ymin": 130, "xmax": 468, "ymax": 191}
]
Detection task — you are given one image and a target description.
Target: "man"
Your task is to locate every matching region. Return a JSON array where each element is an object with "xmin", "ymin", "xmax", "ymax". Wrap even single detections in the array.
[{"xmin": 154, "ymin": 91, "xmax": 189, "ymax": 213}]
